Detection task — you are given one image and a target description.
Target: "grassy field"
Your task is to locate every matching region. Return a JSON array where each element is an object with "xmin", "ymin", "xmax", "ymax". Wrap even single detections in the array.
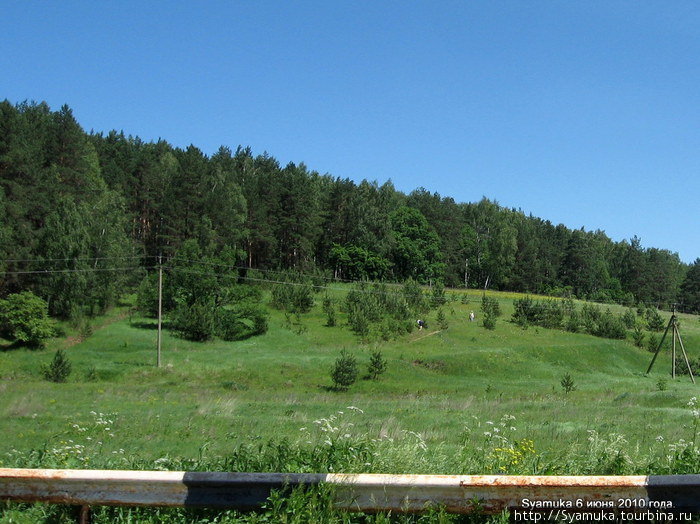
[
  {"xmin": 2, "ymin": 289, "xmax": 699, "ymax": 466},
  {"xmin": 2, "ymin": 289, "xmax": 700, "ymax": 521}
]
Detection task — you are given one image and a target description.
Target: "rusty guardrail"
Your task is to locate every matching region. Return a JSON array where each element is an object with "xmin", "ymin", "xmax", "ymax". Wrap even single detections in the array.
[{"xmin": 2, "ymin": 469, "xmax": 700, "ymax": 514}]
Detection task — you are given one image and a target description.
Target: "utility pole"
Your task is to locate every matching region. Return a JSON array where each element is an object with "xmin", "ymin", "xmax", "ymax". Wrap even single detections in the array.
[
  {"xmin": 646, "ymin": 304, "xmax": 695, "ymax": 383},
  {"xmin": 157, "ymin": 255, "xmax": 162, "ymax": 368}
]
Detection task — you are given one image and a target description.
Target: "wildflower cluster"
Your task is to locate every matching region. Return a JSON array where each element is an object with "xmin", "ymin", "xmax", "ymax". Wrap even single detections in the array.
[
  {"xmin": 2, "ymin": 410, "xmax": 122, "ymax": 469},
  {"xmin": 304, "ymin": 406, "xmax": 365, "ymax": 446}
]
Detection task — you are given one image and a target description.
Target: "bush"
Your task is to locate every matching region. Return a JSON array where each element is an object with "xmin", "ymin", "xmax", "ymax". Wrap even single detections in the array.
[
  {"xmin": 539, "ymin": 300, "xmax": 564, "ymax": 329},
  {"xmin": 581, "ymin": 304, "xmax": 602, "ymax": 334},
  {"xmin": 436, "ymin": 309, "xmax": 448, "ymax": 330},
  {"xmin": 646, "ymin": 309, "xmax": 665, "ymax": 332},
  {"xmin": 483, "ymin": 312, "xmax": 496, "ymax": 330},
  {"xmin": 136, "ymin": 272, "xmax": 175, "ymax": 317},
  {"xmin": 216, "ymin": 302, "xmax": 268, "ymax": 341},
  {"xmin": 270, "ymin": 280, "xmax": 314, "ymax": 313},
  {"xmin": 331, "ymin": 349, "xmax": 358, "ymax": 390},
  {"xmin": 646, "ymin": 333, "xmax": 659, "ymax": 353},
  {"xmin": 136, "ymin": 274, "xmax": 159, "ymax": 317},
  {"xmin": 0, "ymin": 291, "xmax": 55, "ymax": 347},
  {"xmin": 42, "ymin": 350, "xmax": 71, "ymax": 383},
  {"xmin": 430, "ymin": 281, "xmax": 446, "ymax": 308},
  {"xmin": 565, "ymin": 310, "xmax": 580, "ymax": 333},
  {"xmin": 171, "ymin": 298, "xmax": 216, "ymax": 341},
  {"xmin": 560, "ymin": 373, "xmax": 576, "ymax": 394},
  {"xmin": 347, "ymin": 306, "xmax": 370, "ymax": 338},
  {"xmin": 592, "ymin": 309, "xmax": 627, "ymax": 340},
  {"xmin": 367, "ymin": 350, "xmax": 387, "ymax": 380},
  {"xmin": 632, "ymin": 325, "xmax": 645, "ymax": 348},
  {"xmin": 322, "ymin": 295, "xmax": 336, "ymax": 327},
  {"xmin": 622, "ymin": 309, "xmax": 637, "ymax": 329},
  {"xmin": 402, "ymin": 279, "xmax": 427, "ymax": 313},
  {"xmin": 481, "ymin": 295, "xmax": 501, "ymax": 318},
  {"xmin": 512, "ymin": 296, "xmax": 534, "ymax": 328}
]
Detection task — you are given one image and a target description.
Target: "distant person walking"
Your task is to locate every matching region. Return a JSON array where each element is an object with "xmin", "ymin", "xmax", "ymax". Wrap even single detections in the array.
[{"xmin": 469, "ymin": 311, "xmax": 475, "ymax": 322}]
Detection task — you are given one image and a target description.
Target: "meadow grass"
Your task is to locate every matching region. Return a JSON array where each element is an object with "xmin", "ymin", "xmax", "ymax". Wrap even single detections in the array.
[{"xmin": 2, "ymin": 289, "xmax": 700, "ymax": 521}]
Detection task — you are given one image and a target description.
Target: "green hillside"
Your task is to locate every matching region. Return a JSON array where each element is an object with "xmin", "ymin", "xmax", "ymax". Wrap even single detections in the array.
[{"xmin": 2, "ymin": 289, "xmax": 698, "ymax": 471}]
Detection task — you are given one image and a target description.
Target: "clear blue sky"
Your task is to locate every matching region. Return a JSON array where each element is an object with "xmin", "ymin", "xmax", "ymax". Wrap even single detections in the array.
[{"xmin": 2, "ymin": 1, "xmax": 698, "ymax": 262}]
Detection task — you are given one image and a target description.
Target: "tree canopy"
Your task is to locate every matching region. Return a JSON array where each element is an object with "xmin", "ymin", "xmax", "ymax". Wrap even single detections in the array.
[{"xmin": 0, "ymin": 99, "xmax": 693, "ymax": 316}]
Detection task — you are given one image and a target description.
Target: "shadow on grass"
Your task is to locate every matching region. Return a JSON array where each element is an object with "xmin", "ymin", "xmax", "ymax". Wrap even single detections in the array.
[
  {"xmin": 0, "ymin": 340, "xmax": 42, "ymax": 352},
  {"xmin": 318, "ymin": 384, "xmax": 350, "ymax": 393},
  {"xmin": 129, "ymin": 320, "xmax": 160, "ymax": 330}
]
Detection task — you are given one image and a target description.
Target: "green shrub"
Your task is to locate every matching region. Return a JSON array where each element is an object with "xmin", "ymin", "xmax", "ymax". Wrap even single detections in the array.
[
  {"xmin": 436, "ymin": 309, "xmax": 448, "ymax": 330},
  {"xmin": 622, "ymin": 308, "xmax": 637, "ymax": 329},
  {"xmin": 136, "ymin": 272, "xmax": 174, "ymax": 317},
  {"xmin": 483, "ymin": 312, "xmax": 496, "ymax": 330},
  {"xmin": 0, "ymin": 291, "xmax": 55, "ymax": 347},
  {"xmin": 322, "ymin": 295, "xmax": 336, "ymax": 327},
  {"xmin": 539, "ymin": 300, "xmax": 563, "ymax": 329},
  {"xmin": 592, "ymin": 309, "xmax": 627, "ymax": 339},
  {"xmin": 216, "ymin": 302, "xmax": 268, "ymax": 341},
  {"xmin": 430, "ymin": 281, "xmax": 446, "ymax": 308},
  {"xmin": 136, "ymin": 274, "xmax": 159, "ymax": 317},
  {"xmin": 402, "ymin": 279, "xmax": 427, "ymax": 313},
  {"xmin": 565, "ymin": 310, "xmax": 580, "ymax": 333},
  {"xmin": 561, "ymin": 373, "xmax": 576, "ymax": 394},
  {"xmin": 632, "ymin": 325, "xmax": 645, "ymax": 348},
  {"xmin": 42, "ymin": 350, "xmax": 71, "ymax": 383},
  {"xmin": 367, "ymin": 350, "xmax": 387, "ymax": 380},
  {"xmin": 581, "ymin": 304, "xmax": 602, "ymax": 334},
  {"xmin": 331, "ymin": 349, "xmax": 358, "ymax": 390},
  {"xmin": 481, "ymin": 295, "xmax": 501, "ymax": 318},
  {"xmin": 646, "ymin": 309, "xmax": 665, "ymax": 332},
  {"xmin": 512, "ymin": 296, "xmax": 534, "ymax": 327},
  {"xmin": 347, "ymin": 305, "xmax": 370, "ymax": 338},
  {"xmin": 270, "ymin": 278, "xmax": 315, "ymax": 313},
  {"xmin": 171, "ymin": 298, "xmax": 216, "ymax": 341},
  {"xmin": 646, "ymin": 333, "xmax": 659, "ymax": 353}
]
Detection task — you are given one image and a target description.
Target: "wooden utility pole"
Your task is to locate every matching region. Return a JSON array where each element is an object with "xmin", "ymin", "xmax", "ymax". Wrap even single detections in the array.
[
  {"xmin": 646, "ymin": 305, "xmax": 695, "ymax": 383},
  {"xmin": 156, "ymin": 256, "xmax": 162, "ymax": 368}
]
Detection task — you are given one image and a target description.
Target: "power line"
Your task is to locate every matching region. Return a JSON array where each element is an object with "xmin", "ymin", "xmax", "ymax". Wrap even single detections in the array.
[
  {"xmin": 0, "ymin": 266, "xmax": 154, "ymax": 276},
  {"xmin": 169, "ymin": 258, "xmax": 379, "ymax": 285},
  {"xmin": 163, "ymin": 266, "xmax": 410, "ymax": 299},
  {"xmin": 0, "ymin": 255, "xmax": 151, "ymax": 263}
]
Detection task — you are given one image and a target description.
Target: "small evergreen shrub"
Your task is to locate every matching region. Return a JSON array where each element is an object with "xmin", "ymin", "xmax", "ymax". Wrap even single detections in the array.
[
  {"xmin": 581, "ymin": 304, "xmax": 602, "ymax": 334},
  {"xmin": 592, "ymin": 309, "xmax": 627, "ymax": 339},
  {"xmin": 646, "ymin": 333, "xmax": 659, "ymax": 353},
  {"xmin": 270, "ymin": 277, "xmax": 315, "ymax": 313},
  {"xmin": 402, "ymin": 279, "xmax": 427, "ymax": 313},
  {"xmin": 436, "ymin": 309, "xmax": 448, "ymax": 330},
  {"xmin": 216, "ymin": 302, "xmax": 268, "ymax": 341},
  {"xmin": 430, "ymin": 281, "xmax": 446, "ymax": 308},
  {"xmin": 322, "ymin": 295, "xmax": 336, "ymax": 327},
  {"xmin": 367, "ymin": 349, "xmax": 387, "ymax": 380},
  {"xmin": 42, "ymin": 350, "xmax": 72, "ymax": 383},
  {"xmin": 622, "ymin": 308, "xmax": 637, "ymax": 329},
  {"xmin": 565, "ymin": 310, "xmax": 580, "ymax": 333},
  {"xmin": 632, "ymin": 325, "xmax": 645, "ymax": 348},
  {"xmin": 171, "ymin": 299, "xmax": 216, "ymax": 341},
  {"xmin": 560, "ymin": 373, "xmax": 576, "ymax": 394},
  {"xmin": 347, "ymin": 306, "xmax": 370, "ymax": 338},
  {"xmin": 646, "ymin": 309, "xmax": 665, "ymax": 332},
  {"xmin": 331, "ymin": 349, "xmax": 358, "ymax": 390},
  {"xmin": 483, "ymin": 312, "xmax": 496, "ymax": 330}
]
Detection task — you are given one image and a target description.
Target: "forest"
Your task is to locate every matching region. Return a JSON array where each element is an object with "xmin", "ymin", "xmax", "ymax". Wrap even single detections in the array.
[{"xmin": 1, "ymin": 99, "xmax": 699, "ymax": 320}]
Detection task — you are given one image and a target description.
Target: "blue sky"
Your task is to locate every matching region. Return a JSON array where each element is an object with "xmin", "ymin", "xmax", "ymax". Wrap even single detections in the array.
[{"xmin": 2, "ymin": 1, "xmax": 698, "ymax": 262}]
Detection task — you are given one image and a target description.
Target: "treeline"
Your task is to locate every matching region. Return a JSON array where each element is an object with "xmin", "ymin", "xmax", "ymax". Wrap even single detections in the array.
[{"xmin": 1, "ymin": 100, "xmax": 699, "ymax": 316}]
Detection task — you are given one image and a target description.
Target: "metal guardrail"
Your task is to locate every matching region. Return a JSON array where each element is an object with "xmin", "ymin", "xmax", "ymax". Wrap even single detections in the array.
[{"xmin": 2, "ymin": 469, "xmax": 700, "ymax": 514}]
